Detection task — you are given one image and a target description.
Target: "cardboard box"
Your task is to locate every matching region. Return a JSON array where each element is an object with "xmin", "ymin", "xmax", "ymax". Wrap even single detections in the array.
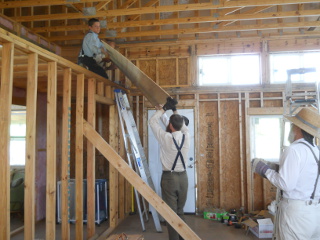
[
  {"xmin": 249, "ymin": 218, "xmax": 273, "ymax": 239},
  {"xmin": 203, "ymin": 210, "xmax": 228, "ymax": 221}
]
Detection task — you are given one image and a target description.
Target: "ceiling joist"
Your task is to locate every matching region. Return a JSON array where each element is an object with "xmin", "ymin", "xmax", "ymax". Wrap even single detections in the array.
[{"xmin": 12, "ymin": 0, "xmax": 320, "ymax": 22}]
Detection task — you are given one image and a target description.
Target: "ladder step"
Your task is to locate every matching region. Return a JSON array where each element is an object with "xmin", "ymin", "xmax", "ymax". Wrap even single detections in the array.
[{"xmin": 115, "ymin": 89, "xmax": 162, "ymax": 233}]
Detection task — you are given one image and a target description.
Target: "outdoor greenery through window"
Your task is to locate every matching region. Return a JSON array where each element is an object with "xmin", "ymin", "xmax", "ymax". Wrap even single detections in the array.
[
  {"xmin": 198, "ymin": 54, "xmax": 260, "ymax": 86},
  {"xmin": 269, "ymin": 51, "xmax": 320, "ymax": 84},
  {"xmin": 250, "ymin": 116, "xmax": 291, "ymax": 163},
  {"xmin": 10, "ymin": 105, "xmax": 26, "ymax": 166}
]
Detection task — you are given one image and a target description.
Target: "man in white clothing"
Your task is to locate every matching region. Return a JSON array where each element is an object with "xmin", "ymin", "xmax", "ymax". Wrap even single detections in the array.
[
  {"xmin": 252, "ymin": 108, "xmax": 320, "ymax": 240},
  {"xmin": 149, "ymin": 98, "xmax": 190, "ymax": 240}
]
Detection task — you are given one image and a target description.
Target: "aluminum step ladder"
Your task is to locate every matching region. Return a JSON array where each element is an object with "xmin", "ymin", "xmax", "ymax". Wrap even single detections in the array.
[
  {"xmin": 115, "ymin": 89, "xmax": 162, "ymax": 232},
  {"xmin": 273, "ymin": 68, "xmax": 319, "ymax": 239}
]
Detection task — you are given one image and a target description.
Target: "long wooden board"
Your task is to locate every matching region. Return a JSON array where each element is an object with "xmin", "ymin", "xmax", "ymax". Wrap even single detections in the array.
[
  {"xmin": 83, "ymin": 120, "xmax": 201, "ymax": 240},
  {"xmin": 102, "ymin": 41, "xmax": 171, "ymax": 107}
]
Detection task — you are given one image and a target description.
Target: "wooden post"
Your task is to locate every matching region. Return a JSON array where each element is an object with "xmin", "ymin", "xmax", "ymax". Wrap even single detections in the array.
[
  {"xmin": 61, "ymin": 68, "xmax": 72, "ymax": 240},
  {"xmin": 46, "ymin": 61, "xmax": 57, "ymax": 240},
  {"xmin": 218, "ymin": 93, "xmax": 222, "ymax": 207},
  {"xmin": 0, "ymin": 42, "xmax": 14, "ymax": 240},
  {"xmin": 108, "ymin": 87, "xmax": 119, "ymax": 228},
  {"xmin": 245, "ymin": 92, "xmax": 253, "ymax": 211},
  {"xmin": 238, "ymin": 93, "xmax": 245, "ymax": 208},
  {"xmin": 75, "ymin": 74, "xmax": 84, "ymax": 240},
  {"xmin": 87, "ymin": 78, "xmax": 96, "ymax": 237},
  {"xmin": 24, "ymin": 53, "xmax": 38, "ymax": 240}
]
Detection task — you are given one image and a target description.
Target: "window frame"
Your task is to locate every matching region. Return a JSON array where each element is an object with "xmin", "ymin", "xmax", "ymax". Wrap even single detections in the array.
[
  {"xmin": 269, "ymin": 51, "xmax": 320, "ymax": 84},
  {"xmin": 197, "ymin": 53, "xmax": 261, "ymax": 86}
]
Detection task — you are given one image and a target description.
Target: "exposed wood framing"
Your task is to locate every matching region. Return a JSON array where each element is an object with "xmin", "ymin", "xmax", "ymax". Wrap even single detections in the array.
[
  {"xmin": 75, "ymin": 73, "xmax": 84, "ymax": 240},
  {"xmin": 46, "ymin": 61, "xmax": 57, "ymax": 240},
  {"xmin": 24, "ymin": 53, "xmax": 38, "ymax": 240},
  {"xmin": 83, "ymin": 120, "xmax": 201, "ymax": 240},
  {"xmin": 61, "ymin": 67, "xmax": 72, "ymax": 240},
  {"xmin": 0, "ymin": 42, "xmax": 14, "ymax": 240},
  {"xmin": 108, "ymin": 88, "xmax": 119, "ymax": 228},
  {"xmin": 87, "ymin": 78, "xmax": 96, "ymax": 238},
  {"xmin": 0, "ymin": 27, "xmax": 129, "ymax": 240}
]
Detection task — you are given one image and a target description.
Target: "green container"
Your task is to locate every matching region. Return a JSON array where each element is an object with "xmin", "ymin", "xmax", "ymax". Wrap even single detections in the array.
[{"xmin": 203, "ymin": 211, "xmax": 228, "ymax": 221}]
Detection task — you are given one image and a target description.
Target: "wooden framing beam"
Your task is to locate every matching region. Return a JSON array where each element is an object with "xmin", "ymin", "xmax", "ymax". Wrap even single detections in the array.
[
  {"xmin": 0, "ymin": 42, "xmax": 14, "ymax": 240},
  {"xmin": 13, "ymin": 0, "xmax": 320, "ymax": 22},
  {"xmin": 0, "ymin": 0, "xmax": 112, "ymax": 8},
  {"xmin": 46, "ymin": 61, "xmax": 57, "ymax": 240},
  {"xmin": 95, "ymin": 94, "xmax": 114, "ymax": 105},
  {"xmin": 83, "ymin": 120, "xmax": 201, "ymax": 240},
  {"xmin": 108, "ymin": 87, "xmax": 119, "ymax": 228},
  {"xmin": 24, "ymin": 52, "xmax": 38, "ymax": 240},
  {"xmin": 75, "ymin": 73, "xmax": 84, "ymax": 240},
  {"xmin": 87, "ymin": 78, "xmax": 96, "ymax": 238},
  {"xmin": 48, "ymin": 21, "xmax": 320, "ymax": 41},
  {"xmin": 61, "ymin": 68, "xmax": 72, "ymax": 240}
]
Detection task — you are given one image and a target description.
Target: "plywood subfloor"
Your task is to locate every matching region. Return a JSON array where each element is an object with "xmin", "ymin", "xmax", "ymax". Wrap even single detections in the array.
[{"xmin": 11, "ymin": 214, "xmax": 267, "ymax": 239}]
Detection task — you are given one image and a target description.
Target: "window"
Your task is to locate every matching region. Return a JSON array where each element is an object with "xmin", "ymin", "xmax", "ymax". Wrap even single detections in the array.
[
  {"xmin": 270, "ymin": 51, "xmax": 320, "ymax": 84},
  {"xmin": 10, "ymin": 105, "xmax": 26, "ymax": 166},
  {"xmin": 198, "ymin": 54, "xmax": 260, "ymax": 86},
  {"xmin": 250, "ymin": 116, "xmax": 291, "ymax": 163}
]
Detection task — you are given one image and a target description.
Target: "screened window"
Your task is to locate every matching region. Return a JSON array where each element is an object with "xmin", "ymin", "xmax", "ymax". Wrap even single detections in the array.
[
  {"xmin": 10, "ymin": 106, "xmax": 26, "ymax": 166},
  {"xmin": 270, "ymin": 51, "xmax": 320, "ymax": 84},
  {"xmin": 250, "ymin": 116, "xmax": 291, "ymax": 163},
  {"xmin": 198, "ymin": 54, "xmax": 260, "ymax": 86}
]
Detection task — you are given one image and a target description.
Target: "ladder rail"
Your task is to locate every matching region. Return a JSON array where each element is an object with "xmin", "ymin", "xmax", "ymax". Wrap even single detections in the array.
[
  {"xmin": 115, "ymin": 89, "xmax": 162, "ymax": 232},
  {"xmin": 115, "ymin": 94, "xmax": 147, "ymax": 231}
]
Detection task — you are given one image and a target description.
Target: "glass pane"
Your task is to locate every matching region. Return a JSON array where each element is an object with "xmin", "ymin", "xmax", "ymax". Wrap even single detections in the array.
[
  {"xmin": 199, "ymin": 57, "xmax": 228, "ymax": 85},
  {"xmin": 231, "ymin": 55, "xmax": 260, "ymax": 85},
  {"xmin": 10, "ymin": 138, "xmax": 26, "ymax": 165},
  {"xmin": 251, "ymin": 116, "xmax": 282, "ymax": 162},
  {"xmin": 10, "ymin": 106, "xmax": 26, "ymax": 165},
  {"xmin": 198, "ymin": 54, "xmax": 260, "ymax": 85},
  {"xmin": 270, "ymin": 52, "xmax": 320, "ymax": 83}
]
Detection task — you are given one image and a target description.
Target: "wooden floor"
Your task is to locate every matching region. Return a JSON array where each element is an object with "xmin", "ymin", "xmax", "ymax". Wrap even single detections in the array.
[{"xmin": 11, "ymin": 213, "xmax": 268, "ymax": 239}]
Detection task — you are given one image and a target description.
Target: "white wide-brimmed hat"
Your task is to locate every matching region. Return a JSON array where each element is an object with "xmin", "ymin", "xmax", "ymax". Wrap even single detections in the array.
[{"xmin": 284, "ymin": 108, "xmax": 320, "ymax": 139}]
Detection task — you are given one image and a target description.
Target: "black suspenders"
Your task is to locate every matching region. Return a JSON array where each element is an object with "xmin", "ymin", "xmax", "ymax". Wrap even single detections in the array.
[
  {"xmin": 299, "ymin": 142, "xmax": 320, "ymax": 200},
  {"xmin": 171, "ymin": 134, "xmax": 186, "ymax": 171}
]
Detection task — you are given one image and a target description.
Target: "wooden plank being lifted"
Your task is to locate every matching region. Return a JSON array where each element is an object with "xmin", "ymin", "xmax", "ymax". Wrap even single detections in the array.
[
  {"xmin": 83, "ymin": 120, "xmax": 201, "ymax": 240},
  {"xmin": 102, "ymin": 41, "xmax": 171, "ymax": 107}
]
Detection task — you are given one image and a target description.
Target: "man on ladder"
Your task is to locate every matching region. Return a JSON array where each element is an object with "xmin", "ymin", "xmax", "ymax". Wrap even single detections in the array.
[
  {"xmin": 149, "ymin": 98, "xmax": 190, "ymax": 240},
  {"xmin": 252, "ymin": 108, "xmax": 320, "ymax": 240}
]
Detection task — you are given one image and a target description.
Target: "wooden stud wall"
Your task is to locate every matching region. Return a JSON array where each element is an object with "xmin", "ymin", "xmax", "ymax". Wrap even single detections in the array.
[
  {"xmin": 0, "ymin": 28, "xmax": 130, "ymax": 240},
  {"xmin": 127, "ymin": 36, "xmax": 319, "ymax": 213},
  {"xmin": 132, "ymin": 90, "xmax": 315, "ymax": 213}
]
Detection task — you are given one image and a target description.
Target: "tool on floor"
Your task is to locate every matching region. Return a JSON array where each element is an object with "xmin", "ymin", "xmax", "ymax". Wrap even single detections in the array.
[{"xmin": 115, "ymin": 89, "xmax": 162, "ymax": 233}]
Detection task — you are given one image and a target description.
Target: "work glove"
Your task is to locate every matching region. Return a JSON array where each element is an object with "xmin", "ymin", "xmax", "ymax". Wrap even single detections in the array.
[
  {"xmin": 163, "ymin": 97, "xmax": 178, "ymax": 111},
  {"xmin": 182, "ymin": 116, "xmax": 189, "ymax": 126},
  {"xmin": 252, "ymin": 158, "xmax": 270, "ymax": 178}
]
